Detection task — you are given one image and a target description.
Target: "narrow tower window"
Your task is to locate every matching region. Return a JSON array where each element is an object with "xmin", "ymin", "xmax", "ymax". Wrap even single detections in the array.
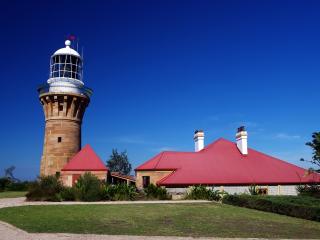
[{"xmin": 58, "ymin": 137, "xmax": 62, "ymax": 143}]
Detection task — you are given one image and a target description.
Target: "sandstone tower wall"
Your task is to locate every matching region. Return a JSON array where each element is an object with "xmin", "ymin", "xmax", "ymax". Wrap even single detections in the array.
[{"xmin": 39, "ymin": 93, "xmax": 89, "ymax": 176}]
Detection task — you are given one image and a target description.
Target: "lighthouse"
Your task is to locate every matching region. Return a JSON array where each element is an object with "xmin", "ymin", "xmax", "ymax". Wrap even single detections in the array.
[{"xmin": 38, "ymin": 40, "xmax": 92, "ymax": 176}]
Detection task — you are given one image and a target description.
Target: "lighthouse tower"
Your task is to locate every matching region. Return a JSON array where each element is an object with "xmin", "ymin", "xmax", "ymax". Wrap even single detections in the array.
[{"xmin": 38, "ymin": 40, "xmax": 92, "ymax": 176}]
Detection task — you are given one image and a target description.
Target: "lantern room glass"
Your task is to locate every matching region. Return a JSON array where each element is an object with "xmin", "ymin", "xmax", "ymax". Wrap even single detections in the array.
[{"xmin": 50, "ymin": 54, "xmax": 83, "ymax": 81}]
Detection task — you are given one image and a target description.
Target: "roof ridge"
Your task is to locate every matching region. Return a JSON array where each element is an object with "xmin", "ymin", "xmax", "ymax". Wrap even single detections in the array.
[
  {"xmin": 200, "ymin": 137, "xmax": 229, "ymax": 151},
  {"xmin": 154, "ymin": 151, "xmax": 165, "ymax": 169},
  {"xmin": 62, "ymin": 145, "xmax": 108, "ymax": 171},
  {"xmin": 135, "ymin": 152, "xmax": 162, "ymax": 170},
  {"xmin": 156, "ymin": 170, "xmax": 177, "ymax": 185}
]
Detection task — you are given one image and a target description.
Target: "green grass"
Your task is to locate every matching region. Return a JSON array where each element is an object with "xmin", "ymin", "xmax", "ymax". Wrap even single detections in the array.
[
  {"xmin": 0, "ymin": 203, "xmax": 320, "ymax": 238},
  {"xmin": 0, "ymin": 191, "xmax": 26, "ymax": 199}
]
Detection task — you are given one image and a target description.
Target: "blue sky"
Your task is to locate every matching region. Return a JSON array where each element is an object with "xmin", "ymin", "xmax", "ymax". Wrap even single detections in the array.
[{"xmin": 0, "ymin": 0, "xmax": 319, "ymax": 180}]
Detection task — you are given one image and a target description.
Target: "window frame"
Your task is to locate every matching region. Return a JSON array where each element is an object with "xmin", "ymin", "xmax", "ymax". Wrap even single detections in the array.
[{"xmin": 142, "ymin": 176, "xmax": 150, "ymax": 188}]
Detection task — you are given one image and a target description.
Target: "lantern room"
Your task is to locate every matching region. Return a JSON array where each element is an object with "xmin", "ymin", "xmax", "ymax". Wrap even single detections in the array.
[
  {"xmin": 50, "ymin": 40, "xmax": 83, "ymax": 81},
  {"xmin": 39, "ymin": 40, "xmax": 92, "ymax": 97}
]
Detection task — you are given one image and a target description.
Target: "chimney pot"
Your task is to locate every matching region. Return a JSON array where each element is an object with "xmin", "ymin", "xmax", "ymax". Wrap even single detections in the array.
[{"xmin": 237, "ymin": 126, "xmax": 246, "ymax": 133}]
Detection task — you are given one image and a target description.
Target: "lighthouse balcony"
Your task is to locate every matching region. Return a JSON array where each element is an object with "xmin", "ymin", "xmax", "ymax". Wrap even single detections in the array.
[{"xmin": 37, "ymin": 83, "xmax": 93, "ymax": 98}]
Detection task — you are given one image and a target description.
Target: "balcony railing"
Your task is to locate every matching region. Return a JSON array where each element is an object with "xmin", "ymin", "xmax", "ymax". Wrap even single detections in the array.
[{"xmin": 37, "ymin": 83, "xmax": 93, "ymax": 98}]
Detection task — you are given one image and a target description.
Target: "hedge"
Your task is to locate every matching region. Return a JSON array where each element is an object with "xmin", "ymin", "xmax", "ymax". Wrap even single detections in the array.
[
  {"xmin": 0, "ymin": 178, "xmax": 29, "ymax": 192},
  {"xmin": 222, "ymin": 194, "xmax": 320, "ymax": 222}
]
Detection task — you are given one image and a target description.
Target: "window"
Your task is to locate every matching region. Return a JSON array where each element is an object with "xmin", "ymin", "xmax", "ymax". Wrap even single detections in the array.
[
  {"xmin": 55, "ymin": 172, "xmax": 60, "ymax": 178},
  {"xmin": 59, "ymin": 105, "xmax": 63, "ymax": 111},
  {"xmin": 57, "ymin": 137, "xmax": 62, "ymax": 143},
  {"xmin": 50, "ymin": 54, "xmax": 83, "ymax": 80},
  {"xmin": 142, "ymin": 176, "xmax": 150, "ymax": 188}
]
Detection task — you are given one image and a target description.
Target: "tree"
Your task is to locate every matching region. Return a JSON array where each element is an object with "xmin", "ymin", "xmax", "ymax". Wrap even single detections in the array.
[
  {"xmin": 4, "ymin": 166, "xmax": 19, "ymax": 182},
  {"xmin": 300, "ymin": 132, "xmax": 320, "ymax": 170},
  {"xmin": 106, "ymin": 149, "xmax": 132, "ymax": 175}
]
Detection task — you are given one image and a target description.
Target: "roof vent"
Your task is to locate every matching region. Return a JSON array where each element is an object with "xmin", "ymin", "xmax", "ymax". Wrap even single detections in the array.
[{"xmin": 236, "ymin": 126, "xmax": 248, "ymax": 155}]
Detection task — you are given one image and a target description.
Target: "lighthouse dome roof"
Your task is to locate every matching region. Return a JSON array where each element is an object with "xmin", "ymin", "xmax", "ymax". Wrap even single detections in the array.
[{"xmin": 53, "ymin": 40, "xmax": 80, "ymax": 57}]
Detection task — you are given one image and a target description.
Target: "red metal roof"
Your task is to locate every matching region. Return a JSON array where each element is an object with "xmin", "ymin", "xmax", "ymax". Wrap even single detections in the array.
[
  {"xmin": 61, "ymin": 144, "xmax": 108, "ymax": 172},
  {"xmin": 135, "ymin": 138, "xmax": 320, "ymax": 186}
]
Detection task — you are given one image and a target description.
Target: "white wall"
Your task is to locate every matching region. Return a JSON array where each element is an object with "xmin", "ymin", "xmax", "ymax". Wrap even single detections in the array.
[{"xmin": 166, "ymin": 185, "xmax": 298, "ymax": 196}]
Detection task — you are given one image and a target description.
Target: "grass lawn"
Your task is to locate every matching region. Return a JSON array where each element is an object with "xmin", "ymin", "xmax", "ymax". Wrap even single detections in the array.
[
  {"xmin": 0, "ymin": 203, "xmax": 320, "ymax": 238},
  {"xmin": 0, "ymin": 191, "xmax": 26, "ymax": 199}
]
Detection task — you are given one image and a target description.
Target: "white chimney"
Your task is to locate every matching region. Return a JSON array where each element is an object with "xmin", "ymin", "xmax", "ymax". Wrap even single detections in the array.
[
  {"xmin": 194, "ymin": 130, "xmax": 204, "ymax": 152},
  {"xmin": 236, "ymin": 126, "xmax": 248, "ymax": 155}
]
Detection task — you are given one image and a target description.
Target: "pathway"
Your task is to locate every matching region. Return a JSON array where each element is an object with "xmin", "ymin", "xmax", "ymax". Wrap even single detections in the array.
[{"xmin": 0, "ymin": 197, "xmax": 210, "ymax": 209}]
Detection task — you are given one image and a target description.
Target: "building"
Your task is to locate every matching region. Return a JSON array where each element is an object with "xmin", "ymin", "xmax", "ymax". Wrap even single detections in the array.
[
  {"xmin": 38, "ymin": 40, "xmax": 92, "ymax": 177},
  {"xmin": 61, "ymin": 144, "xmax": 138, "ymax": 186},
  {"xmin": 61, "ymin": 144, "xmax": 108, "ymax": 186},
  {"xmin": 109, "ymin": 172, "xmax": 136, "ymax": 186},
  {"xmin": 135, "ymin": 127, "xmax": 320, "ymax": 195}
]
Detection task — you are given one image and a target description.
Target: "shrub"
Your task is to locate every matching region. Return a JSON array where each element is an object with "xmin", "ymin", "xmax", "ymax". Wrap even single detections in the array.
[
  {"xmin": 185, "ymin": 185, "xmax": 222, "ymax": 201},
  {"xmin": 0, "ymin": 177, "xmax": 29, "ymax": 192},
  {"xmin": 75, "ymin": 172, "xmax": 103, "ymax": 201},
  {"xmin": 6, "ymin": 181, "xmax": 29, "ymax": 191},
  {"xmin": 0, "ymin": 178, "xmax": 11, "ymax": 192},
  {"xmin": 60, "ymin": 187, "xmax": 77, "ymax": 201},
  {"xmin": 222, "ymin": 194, "xmax": 320, "ymax": 222},
  {"xmin": 248, "ymin": 185, "xmax": 258, "ymax": 195},
  {"xmin": 26, "ymin": 175, "xmax": 63, "ymax": 201},
  {"xmin": 297, "ymin": 184, "xmax": 320, "ymax": 199},
  {"xmin": 102, "ymin": 184, "xmax": 137, "ymax": 201},
  {"xmin": 114, "ymin": 184, "xmax": 137, "ymax": 201},
  {"xmin": 144, "ymin": 184, "xmax": 171, "ymax": 200},
  {"xmin": 102, "ymin": 184, "xmax": 117, "ymax": 200},
  {"xmin": 262, "ymin": 195, "xmax": 320, "ymax": 207}
]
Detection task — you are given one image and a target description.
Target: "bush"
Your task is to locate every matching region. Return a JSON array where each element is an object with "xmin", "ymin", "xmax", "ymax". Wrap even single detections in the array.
[
  {"xmin": 262, "ymin": 195, "xmax": 320, "ymax": 207},
  {"xmin": 26, "ymin": 175, "xmax": 63, "ymax": 201},
  {"xmin": 102, "ymin": 184, "xmax": 136, "ymax": 201},
  {"xmin": 75, "ymin": 172, "xmax": 103, "ymax": 201},
  {"xmin": 185, "ymin": 185, "xmax": 222, "ymax": 201},
  {"xmin": 101, "ymin": 184, "xmax": 117, "ymax": 200},
  {"xmin": 6, "ymin": 181, "xmax": 29, "ymax": 191},
  {"xmin": 248, "ymin": 185, "xmax": 258, "ymax": 195},
  {"xmin": 0, "ymin": 177, "xmax": 30, "ymax": 192},
  {"xmin": 297, "ymin": 184, "xmax": 320, "ymax": 198},
  {"xmin": 0, "ymin": 178, "xmax": 11, "ymax": 192},
  {"xmin": 60, "ymin": 187, "xmax": 77, "ymax": 201},
  {"xmin": 222, "ymin": 194, "xmax": 320, "ymax": 222},
  {"xmin": 144, "ymin": 184, "xmax": 171, "ymax": 200},
  {"xmin": 114, "ymin": 184, "xmax": 137, "ymax": 201}
]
